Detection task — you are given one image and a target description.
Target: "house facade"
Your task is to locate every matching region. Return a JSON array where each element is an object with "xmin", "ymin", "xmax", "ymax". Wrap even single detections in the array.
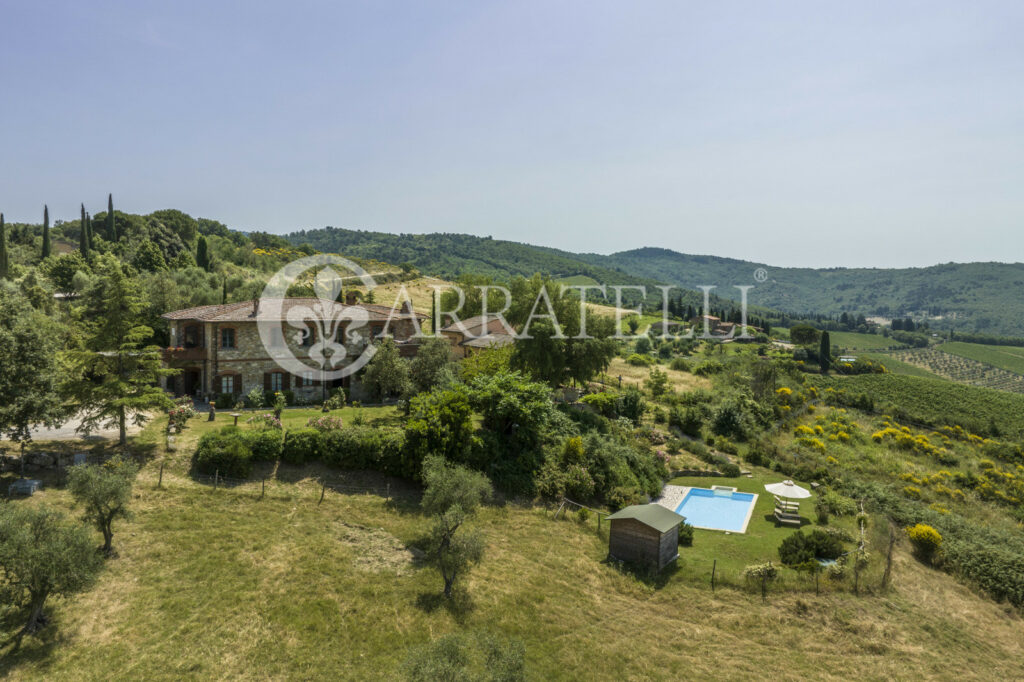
[{"xmin": 161, "ymin": 298, "xmax": 425, "ymax": 403}]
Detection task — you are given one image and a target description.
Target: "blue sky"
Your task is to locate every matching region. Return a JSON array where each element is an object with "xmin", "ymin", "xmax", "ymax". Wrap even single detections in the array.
[{"xmin": 2, "ymin": 1, "xmax": 1022, "ymax": 267}]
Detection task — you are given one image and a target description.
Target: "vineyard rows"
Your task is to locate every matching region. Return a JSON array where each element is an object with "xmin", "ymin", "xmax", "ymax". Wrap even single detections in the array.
[{"xmin": 890, "ymin": 348, "xmax": 1024, "ymax": 394}]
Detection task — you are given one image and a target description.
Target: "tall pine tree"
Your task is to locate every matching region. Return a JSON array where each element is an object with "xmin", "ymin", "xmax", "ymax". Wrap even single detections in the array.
[
  {"xmin": 41, "ymin": 205, "xmax": 51, "ymax": 259},
  {"xmin": 0, "ymin": 213, "xmax": 8, "ymax": 279},
  {"xmin": 79, "ymin": 204, "xmax": 90, "ymax": 257},
  {"xmin": 66, "ymin": 254, "xmax": 174, "ymax": 446},
  {"xmin": 106, "ymin": 194, "xmax": 116, "ymax": 241}
]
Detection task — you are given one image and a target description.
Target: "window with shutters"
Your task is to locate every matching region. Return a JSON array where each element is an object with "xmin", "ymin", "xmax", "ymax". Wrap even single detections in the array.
[
  {"xmin": 336, "ymin": 326, "xmax": 346, "ymax": 344},
  {"xmin": 301, "ymin": 370, "xmax": 314, "ymax": 386},
  {"xmin": 221, "ymin": 327, "xmax": 236, "ymax": 349},
  {"xmin": 184, "ymin": 325, "xmax": 200, "ymax": 348},
  {"xmin": 220, "ymin": 375, "xmax": 235, "ymax": 394},
  {"xmin": 270, "ymin": 372, "xmax": 283, "ymax": 392}
]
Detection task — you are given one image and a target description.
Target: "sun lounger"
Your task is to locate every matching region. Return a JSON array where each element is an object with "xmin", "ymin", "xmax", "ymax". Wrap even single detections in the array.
[
  {"xmin": 774, "ymin": 509, "xmax": 802, "ymax": 526},
  {"xmin": 773, "ymin": 495, "xmax": 800, "ymax": 511}
]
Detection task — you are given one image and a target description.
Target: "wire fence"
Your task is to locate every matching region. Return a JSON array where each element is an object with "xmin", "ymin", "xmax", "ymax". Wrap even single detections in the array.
[{"xmin": 180, "ymin": 465, "xmax": 417, "ymax": 504}]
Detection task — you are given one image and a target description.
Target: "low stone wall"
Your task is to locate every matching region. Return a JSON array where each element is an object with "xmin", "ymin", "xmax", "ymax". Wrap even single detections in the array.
[
  {"xmin": 671, "ymin": 468, "xmax": 727, "ymax": 478},
  {"xmin": 0, "ymin": 451, "xmax": 88, "ymax": 473}
]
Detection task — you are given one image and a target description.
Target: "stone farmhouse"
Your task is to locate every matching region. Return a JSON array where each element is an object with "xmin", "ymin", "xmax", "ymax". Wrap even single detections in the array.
[
  {"xmin": 161, "ymin": 297, "xmax": 425, "ymax": 403},
  {"xmin": 438, "ymin": 314, "xmax": 516, "ymax": 358}
]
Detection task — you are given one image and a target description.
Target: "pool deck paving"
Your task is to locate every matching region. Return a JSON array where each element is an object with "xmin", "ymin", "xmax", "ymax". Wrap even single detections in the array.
[{"xmin": 653, "ymin": 484, "xmax": 691, "ymax": 513}]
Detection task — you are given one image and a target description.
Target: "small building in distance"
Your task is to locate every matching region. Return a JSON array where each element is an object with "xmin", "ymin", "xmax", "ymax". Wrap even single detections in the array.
[
  {"xmin": 606, "ymin": 504, "xmax": 686, "ymax": 571},
  {"xmin": 439, "ymin": 314, "xmax": 516, "ymax": 358}
]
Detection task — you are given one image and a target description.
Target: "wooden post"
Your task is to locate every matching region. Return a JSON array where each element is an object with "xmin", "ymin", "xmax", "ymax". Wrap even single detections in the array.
[
  {"xmin": 158, "ymin": 463, "xmax": 164, "ymax": 489},
  {"xmin": 711, "ymin": 559, "xmax": 717, "ymax": 592},
  {"xmin": 318, "ymin": 483, "xmax": 326, "ymax": 506},
  {"xmin": 261, "ymin": 478, "xmax": 265, "ymax": 499},
  {"xmin": 214, "ymin": 470, "xmax": 219, "ymax": 490},
  {"xmin": 386, "ymin": 483, "xmax": 390, "ymax": 504}
]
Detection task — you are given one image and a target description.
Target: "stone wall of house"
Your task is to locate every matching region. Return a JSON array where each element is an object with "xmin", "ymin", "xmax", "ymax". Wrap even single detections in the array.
[
  {"xmin": 0, "ymin": 450, "xmax": 89, "ymax": 473},
  {"xmin": 166, "ymin": 315, "xmax": 421, "ymax": 401}
]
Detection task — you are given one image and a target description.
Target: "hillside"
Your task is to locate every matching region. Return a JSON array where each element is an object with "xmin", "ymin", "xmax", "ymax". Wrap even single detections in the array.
[{"xmin": 584, "ymin": 248, "xmax": 1024, "ymax": 336}]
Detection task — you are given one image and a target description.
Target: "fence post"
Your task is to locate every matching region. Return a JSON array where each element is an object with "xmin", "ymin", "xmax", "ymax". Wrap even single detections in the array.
[
  {"xmin": 158, "ymin": 463, "xmax": 164, "ymax": 489},
  {"xmin": 214, "ymin": 469, "xmax": 219, "ymax": 490},
  {"xmin": 386, "ymin": 483, "xmax": 390, "ymax": 504},
  {"xmin": 261, "ymin": 478, "xmax": 265, "ymax": 500},
  {"xmin": 318, "ymin": 483, "xmax": 326, "ymax": 506},
  {"xmin": 712, "ymin": 559, "xmax": 717, "ymax": 592}
]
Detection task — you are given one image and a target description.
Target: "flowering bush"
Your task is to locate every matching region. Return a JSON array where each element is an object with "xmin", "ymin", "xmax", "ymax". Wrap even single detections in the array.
[
  {"xmin": 167, "ymin": 397, "xmax": 196, "ymax": 433},
  {"xmin": 247, "ymin": 413, "xmax": 282, "ymax": 430},
  {"xmin": 306, "ymin": 416, "xmax": 344, "ymax": 432},
  {"xmin": 906, "ymin": 523, "xmax": 942, "ymax": 561}
]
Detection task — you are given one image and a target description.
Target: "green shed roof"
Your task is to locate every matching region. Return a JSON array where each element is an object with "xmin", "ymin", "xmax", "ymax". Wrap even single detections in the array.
[{"xmin": 606, "ymin": 504, "xmax": 685, "ymax": 534}]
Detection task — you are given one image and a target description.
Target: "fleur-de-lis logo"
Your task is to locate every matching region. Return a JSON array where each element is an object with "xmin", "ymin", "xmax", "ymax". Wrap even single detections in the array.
[{"xmin": 257, "ymin": 254, "xmax": 379, "ymax": 380}]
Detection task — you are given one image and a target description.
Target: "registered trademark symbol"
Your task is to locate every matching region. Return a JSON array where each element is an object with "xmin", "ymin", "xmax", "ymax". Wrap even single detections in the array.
[{"xmin": 754, "ymin": 268, "xmax": 768, "ymax": 283}]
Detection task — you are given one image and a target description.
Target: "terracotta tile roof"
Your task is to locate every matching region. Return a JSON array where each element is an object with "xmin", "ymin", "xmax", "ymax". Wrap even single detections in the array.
[
  {"xmin": 161, "ymin": 298, "xmax": 426, "ymax": 323},
  {"xmin": 461, "ymin": 333, "xmax": 515, "ymax": 349},
  {"xmin": 440, "ymin": 314, "xmax": 514, "ymax": 337}
]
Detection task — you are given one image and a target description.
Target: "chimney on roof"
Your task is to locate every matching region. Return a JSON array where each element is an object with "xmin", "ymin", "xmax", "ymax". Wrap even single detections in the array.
[
  {"xmin": 401, "ymin": 300, "xmax": 413, "ymax": 314},
  {"xmin": 252, "ymin": 296, "xmax": 259, "ymax": 316},
  {"xmin": 345, "ymin": 291, "xmax": 358, "ymax": 305}
]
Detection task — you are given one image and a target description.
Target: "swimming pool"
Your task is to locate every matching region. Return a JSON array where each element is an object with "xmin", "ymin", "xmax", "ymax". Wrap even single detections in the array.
[{"xmin": 674, "ymin": 487, "xmax": 758, "ymax": 533}]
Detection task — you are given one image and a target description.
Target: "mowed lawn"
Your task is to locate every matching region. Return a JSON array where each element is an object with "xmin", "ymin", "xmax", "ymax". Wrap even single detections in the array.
[{"xmin": 3, "ymin": 458, "xmax": 1024, "ymax": 680}]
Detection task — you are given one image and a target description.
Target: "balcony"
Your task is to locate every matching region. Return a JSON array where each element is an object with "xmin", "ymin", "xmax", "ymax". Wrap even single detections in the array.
[{"xmin": 162, "ymin": 346, "xmax": 207, "ymax": 363}]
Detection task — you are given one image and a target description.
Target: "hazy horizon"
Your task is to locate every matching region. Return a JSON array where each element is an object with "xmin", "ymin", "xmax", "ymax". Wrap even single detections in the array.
[{"xmin": 3, "ymin": 1, "xmax": 1023, "ymax": 268}]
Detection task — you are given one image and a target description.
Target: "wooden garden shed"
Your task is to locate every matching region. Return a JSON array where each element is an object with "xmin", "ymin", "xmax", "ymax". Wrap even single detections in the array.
[{"xmin": 606, "ymin": 504, "xmax": 685, "ymax": 571}]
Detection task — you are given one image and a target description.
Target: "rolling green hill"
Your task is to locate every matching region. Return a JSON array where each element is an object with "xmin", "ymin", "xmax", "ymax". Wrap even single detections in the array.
[
  {"xmin": 582, "ymin": 247, "xmax": 1024, "ymax": 336},
  {"xmin": 285, "ymin": 230, "xmax": 1024, "ymax": 336},
  {"xmin": 939, "ymin": 342, "xmax": 1024, "ymax": 375}
]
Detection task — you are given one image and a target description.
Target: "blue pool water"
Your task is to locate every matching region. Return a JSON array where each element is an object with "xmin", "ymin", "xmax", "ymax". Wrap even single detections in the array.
[{"xmin": 674, "ymin": 488, "xmax": 758, "ymax": 533}]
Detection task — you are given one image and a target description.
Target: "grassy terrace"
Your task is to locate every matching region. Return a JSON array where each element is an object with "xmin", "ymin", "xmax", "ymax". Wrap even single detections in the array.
[{"xmin": 1, "ymin": 411, "xmax": 1024, "ymax": 679}]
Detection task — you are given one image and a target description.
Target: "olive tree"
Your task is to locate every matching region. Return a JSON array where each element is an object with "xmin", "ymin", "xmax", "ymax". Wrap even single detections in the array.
[
  {"xmin": 0, "ymin": 504, "xmax": 102, "ymax": 637},
  {"xmin": 421, "ymin": 455, "xmax": 492, "ymax": 598},
  {"xmin": 67, "ymin": 456, "xmax": 139, "ymax": 556}
]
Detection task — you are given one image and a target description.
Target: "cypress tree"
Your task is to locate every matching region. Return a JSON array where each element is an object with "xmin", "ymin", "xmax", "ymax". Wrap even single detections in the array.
[
  {"xmin": 79, "ymin": 204, "xmax": 90, "ymax": 256},
  {"xmin": 41, "ymin": 205, "xmax": 51, "ymax": 259},
  {"xmin": 106, "ymin": 194, "xmax": 116, "ymax": 241},
  {"xmin": 196, "ymin": 235, "xmax": 209, "ymax": 271},
  {"xmin": 0, "ymin": 213, "xmax": 8, "ymax": 279},
  {"xmin": 86, "ymin": 211, "xmax": 93, "ymax": 252},
  {"xmin": 222, "ymin": 278, "xmax": 228, "ymax": 304},
  {"xmin": 819, "ymin": 331, "xmax": 831, "ymax": 374}
]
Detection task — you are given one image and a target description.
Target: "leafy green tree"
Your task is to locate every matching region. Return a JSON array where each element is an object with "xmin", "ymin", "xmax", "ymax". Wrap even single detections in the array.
[
  {"xmin": 132, "ymin": 240, "xmax": 168, "ymax": 272},
  {"xmin": 0, "ymin": 212, "xmax": 8, "ymax": 279},
  {"xmin": 789, "ymin": 324, "xmax": 820, "ymax": 346},
  {"xmin": 67, "ymin": 456, "xmax": 139, "ymax": 556},
  {"xmin": 0, "ymin": 290, "xmax": 70, "ymax": 466},
  {"xmin": 421, "ymin": 455, "xmax": 492, "ymax": 598},
  {"xmin": 406, "ymin": 386, "xmax": 475, "ymax": 464},
  {"xmin": 195, "ymin": 234, "xmax": 210, "ymax": 271},
  {"xmin": 402, "ymin": 631, "xmax": 526, "ymax": 682},
  {"xmin": 819, "ymin": 331, "xmax": 831, "ymax": 374},
  {"xmin": 410, "ymin": 336, "xmax": 457, "ymax": 394},
  {"xmin": 41, "ymin": 204, "xmax": 51, "ymax": 258},
  {"xmin": 43, "ymin": 251, "xmax": 89, "ymax": 294},
  {"xmin": 0, "ymin": 504, "xmax": 102, "ymax": 636},
  {"xmin": 362, "ymin": 338, "xmax": 410, "ymax": 400},
  {"xmin": 66, "ymin": 255, "xmax": 175, "ymax": 445},
  {"xmin": 645, "ymin": 367, "xmax": 669, "ymax": 398}
]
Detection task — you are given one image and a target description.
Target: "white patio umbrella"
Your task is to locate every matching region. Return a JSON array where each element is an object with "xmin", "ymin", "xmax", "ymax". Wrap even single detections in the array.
[{"xmin": 764, "ymin": 480, "xmax": 812, "ymax": 499}]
